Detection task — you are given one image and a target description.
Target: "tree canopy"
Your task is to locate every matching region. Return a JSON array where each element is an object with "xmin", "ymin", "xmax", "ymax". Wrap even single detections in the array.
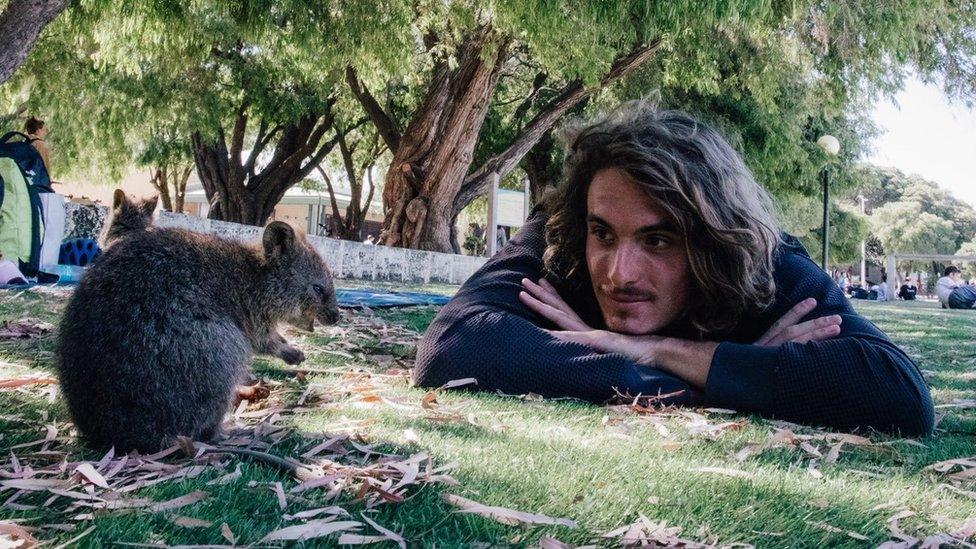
[{"xmin": 4, "ymin": 0, "xmax": 976, "ymax": 251}]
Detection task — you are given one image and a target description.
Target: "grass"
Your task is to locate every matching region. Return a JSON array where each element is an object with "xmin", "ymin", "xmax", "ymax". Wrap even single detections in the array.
[{"xmin": 0, "ymin": 287, "xmax": 974, "ymax": 547}]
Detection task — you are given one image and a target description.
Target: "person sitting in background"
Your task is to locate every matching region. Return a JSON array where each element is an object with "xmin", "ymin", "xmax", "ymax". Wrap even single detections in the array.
[
  {"xmin": 937, "ymin": 266, "xmax": 976, "ymax": 309},
  {"xmin": 898, "ymin": 279, "xmax": 918, "ymax": 301},
  {"xmin": 414, "ymin": 102, "xmax": 933, "ymax": 436},
  {"xmin": 870, "ymin": 276, "xmax": 890, "ymax": 301}
]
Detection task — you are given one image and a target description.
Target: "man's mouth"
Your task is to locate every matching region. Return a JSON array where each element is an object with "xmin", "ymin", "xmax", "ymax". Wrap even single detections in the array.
[{"xmin": 602, "ymin": 290, "xmax": 654, "ymax": 304}]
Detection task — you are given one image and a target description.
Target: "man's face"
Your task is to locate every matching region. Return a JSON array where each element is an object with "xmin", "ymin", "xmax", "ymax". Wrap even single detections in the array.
[
  {"xmin": 951, "ymin": 271, "xmax": 963, "ymax": 283},
  {"xmin": 585, "ymin": 168, "xmax": 691, "ymax": 335}
]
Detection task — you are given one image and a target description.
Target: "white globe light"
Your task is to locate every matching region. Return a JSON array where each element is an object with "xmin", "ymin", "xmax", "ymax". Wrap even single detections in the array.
[{"xmin": 817, "ymin": 134, "xmax": 840, "ymax": 156}]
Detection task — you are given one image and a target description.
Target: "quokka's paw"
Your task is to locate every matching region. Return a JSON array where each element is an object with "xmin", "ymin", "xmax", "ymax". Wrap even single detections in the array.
[{"xmin": 279, "ymin": 346, "xmax": 306, "ymax": 365}]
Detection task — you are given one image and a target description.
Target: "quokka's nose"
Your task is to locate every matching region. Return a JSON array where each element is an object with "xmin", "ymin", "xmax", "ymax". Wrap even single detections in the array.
[{"xmin": 322, "ymin": 307, "xmax": 342, "ymax": 325}]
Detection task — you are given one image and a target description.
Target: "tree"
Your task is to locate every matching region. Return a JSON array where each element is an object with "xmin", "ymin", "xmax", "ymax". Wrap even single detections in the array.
[
  {"xmin": 776, "ymin": 194, "xmax": 869, "ymax": 267},
  {"xmin": 0, "ymin": 0, "xmax": 68, "ymax": 85},
  {"xmin": 349, "ymin": 2, "xmax": 781, "ymax": 251},
  {"xmin": 957, "ymin": 238, "xmax": 976, "ymax": 280},
  {"xmin": 4, "ymin": 0, "xmax": 403, "ymax": 225},
  {"xmin": 140, "ymin": 133, "xmax": 193, "ymax": 214},
  {"xmin": 871, "ymin": 201, "xmax": 959, "ymax": 256},
  {"xmin": 315, "ymin": 121, "xmax": 386, "ymax": 241}
]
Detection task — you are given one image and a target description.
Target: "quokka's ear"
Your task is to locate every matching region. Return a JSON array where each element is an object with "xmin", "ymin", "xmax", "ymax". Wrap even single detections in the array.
[
  {"xmin": 263, "ymin": 221, "xmax": 296, "ymax": 259},
  {"xmin": 112, "ymin": 189, "xmax": 128, "ymax": 211},
  {"xmin": 141, "ymin": 195, "xmax": 159, "ymax": 216}
]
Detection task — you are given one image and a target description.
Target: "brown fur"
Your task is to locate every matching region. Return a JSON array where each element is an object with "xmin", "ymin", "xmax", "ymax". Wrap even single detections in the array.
[
  {"xmin": 57, "ymin": 222, "xmax": 340, "ymax": 452},
  {"xmin": 99, "ymin": 189, "xmax": 158, "ymax": 248}
]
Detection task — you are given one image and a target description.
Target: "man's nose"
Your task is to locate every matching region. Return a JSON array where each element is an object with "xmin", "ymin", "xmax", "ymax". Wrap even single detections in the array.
[{"xmin": 607, "ymin": 242, "xmax": 641, "ymax": 287}]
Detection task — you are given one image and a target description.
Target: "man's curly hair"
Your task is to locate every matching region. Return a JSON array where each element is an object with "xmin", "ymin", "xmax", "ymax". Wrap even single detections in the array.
[{"xmin": 543, "ymin": 101, "xmax": 781, "ymax": 335}]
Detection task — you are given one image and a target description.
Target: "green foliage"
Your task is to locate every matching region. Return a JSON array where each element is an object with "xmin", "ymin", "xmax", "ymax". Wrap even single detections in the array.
[
  {"xmin": 957, "ymin": 238, "xmax": 976, "ymax": 280},
  {"xmin": 776, "ymin": 193, "xmax": 869, "ymax": 266},
  {"xmin": 848, "ymin": 165, "xmax": 976, "ymax": 255},
  {"xmin": 871, "ymin": 200, "xmax": 959, "ymax": 256}
]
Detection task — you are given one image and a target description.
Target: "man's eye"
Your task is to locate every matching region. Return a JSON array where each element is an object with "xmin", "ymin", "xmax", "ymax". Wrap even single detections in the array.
[
  {"xmin": 643, "ymin": 236, "xmax": 670, "ymax": 248},
  {"xmin": 590, "ymin": 227, "xmax": 613, "ymax": 243}
]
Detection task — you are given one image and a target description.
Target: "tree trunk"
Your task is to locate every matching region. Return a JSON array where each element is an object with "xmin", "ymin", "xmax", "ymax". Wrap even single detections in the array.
[
  {"xmin": 522, "ymin": 131, "xmax": 560, "ymax": 205},
  {"xmin": 0, "ymin": 0, "xmax": 68, "ymax": 85},
  {"xmin": 377, "ymin": 26, "xmax": 510, "ymax": 251},
  {"xmin": 149, "ymin": 167, "xmax": 174, "ymax": 212},
  {"xmin": 355, "ymin": 28, "xmax": 660, "ymax": 252},
  {"xmin": 191, "ymin": 100, "xmax": 338, "ymax": 226}
]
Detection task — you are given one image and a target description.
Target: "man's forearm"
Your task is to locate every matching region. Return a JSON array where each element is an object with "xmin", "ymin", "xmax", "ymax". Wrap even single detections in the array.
[{"xmin": 651, "ymin": 338, "xmax": 719, "ymax": 390}]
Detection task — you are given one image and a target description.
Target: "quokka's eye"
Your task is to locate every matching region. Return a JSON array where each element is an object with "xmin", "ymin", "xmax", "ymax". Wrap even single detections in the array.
[{"xmin": 312, "ymin": 284, "xmax": 326, "ymax": 296}]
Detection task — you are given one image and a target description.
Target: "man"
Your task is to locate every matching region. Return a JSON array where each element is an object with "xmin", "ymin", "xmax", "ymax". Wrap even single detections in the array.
[
  {"xmin": 937, "ymin": 266, "xmax": 976, "ymax": 309},
  {"xmin": 414, "ymin": 103, "xmax": 933, "ymax": 436},
  {"xmin": 898, "ymin": 279, "xmax": 917, "ymax": 301}
]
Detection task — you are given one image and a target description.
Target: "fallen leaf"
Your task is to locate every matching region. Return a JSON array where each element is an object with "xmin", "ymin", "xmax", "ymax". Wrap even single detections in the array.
[
  {"xmin": 149, "ymin": 490, "xmax": 209, "ymax": 513},
  {"xmin": 0, "ymin": 319, "xmax": 52, "ymax": 340},
  {"xmin": 688, "ymin": 467, "xmax": 755, "ymax": 479},
  {"xmin": 260, "ymin": 520, "xmax": 363, "ymax": 542},
  {"xmin": 73, "ymin": 463, "xmax": 109, "ymax": 489},
  {"xmin": 361, "ymin": 514, "xmax": 406, "ymax": 549},
  {"xmin": 438, "ymin": 378, "xmax": 478, "ymax": 391},
  {"xmin": 169, "ymin": 516, "xmax": 213, "ymax": 528},
  {"xmin": 442, "ymin": 494, "xmax": 578, "ymax": 528},
  {"xmin": 0, "ymin": 522, "xmax": 36, "ymax": 549},
  {"xmin": 272, "ymin": 482, "xmax": 287, "ymax": 510},
  {"xmin": 421, "ymin": 392, "xmax": 438, "ymax": 409},
  {"xmin": 0, "ymin": 376, "xmax": 57, "ymax": 389},
  {"xmin": 220, "ymin": 522, "xmax": 235, "ymax": 544}
]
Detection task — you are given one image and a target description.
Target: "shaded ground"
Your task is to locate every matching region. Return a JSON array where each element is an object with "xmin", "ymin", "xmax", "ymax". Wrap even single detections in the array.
[{"xmin": 0, "ymin": 287, "xmax": 974, "ymax": 547}]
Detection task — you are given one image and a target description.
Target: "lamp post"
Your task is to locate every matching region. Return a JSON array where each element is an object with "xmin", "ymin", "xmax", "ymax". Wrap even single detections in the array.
[
  {"xmin": 816, "ymin": 134, "xmax": 840, "ymax": 271},
  {"xmin": 857, "ymin": 194, "xmax": 868, "ymax": 285}
]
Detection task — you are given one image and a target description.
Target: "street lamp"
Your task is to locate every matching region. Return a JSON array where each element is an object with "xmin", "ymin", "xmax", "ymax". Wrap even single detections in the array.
[
  {"xmin": 817, "ymin": 134, "xmax": 840, "ymax": 271},
  {"xmin": 857, "ymin": 194, "xmax": 868, "ymax": 286}
]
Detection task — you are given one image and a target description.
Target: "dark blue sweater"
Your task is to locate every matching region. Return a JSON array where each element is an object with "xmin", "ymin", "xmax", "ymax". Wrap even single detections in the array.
[{"xmin": 414, "ymin": 210, "xmax": 934, "ymax": 436}]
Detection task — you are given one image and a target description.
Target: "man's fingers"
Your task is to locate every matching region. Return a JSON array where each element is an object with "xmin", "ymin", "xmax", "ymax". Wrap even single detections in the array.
[
  {"xmin": 521, "ymin": 277, "xmax": 589, "ymax": 329},
  {"xmin": 756, "ymin": 298, "xmax": 818, "ymax": 346},
  {"xmin": 789, "ymin": 323, "xmax": 842, "ymax": 344},
  {"xmin": 783, "ymin": 314, "xmax": 842, "ymax": 342},
  {"xmin": 519, "ymin": 290, "xmax": 589, "ymax": 331},
  {"xmin": 522, "ymin": 278, "xmax": 575, "ymax": 316}
]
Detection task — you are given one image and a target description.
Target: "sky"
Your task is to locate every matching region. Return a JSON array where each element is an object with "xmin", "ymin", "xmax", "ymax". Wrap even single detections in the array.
[{"xmin": 868, "ymin": 76, "xmax": 976, "ymax": 208}]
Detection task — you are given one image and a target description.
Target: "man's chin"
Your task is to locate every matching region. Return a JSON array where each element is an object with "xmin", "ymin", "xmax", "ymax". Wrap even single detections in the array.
[{"xmin": 604, "ymin": 315, "xmax": 665, "ymax": 336}]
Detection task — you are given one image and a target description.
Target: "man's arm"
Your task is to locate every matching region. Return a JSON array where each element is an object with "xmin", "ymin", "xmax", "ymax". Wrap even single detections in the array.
[
  {"xmin": 705, "ymin": 251, "xmax": 934, "ymax": 436},
  {"xmin": 412, "ymin": 209, "xmax": 693, "ymax": 403}
]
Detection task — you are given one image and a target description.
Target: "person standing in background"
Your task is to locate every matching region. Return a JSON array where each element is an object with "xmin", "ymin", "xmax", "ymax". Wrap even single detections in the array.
[{"xmin": 23, "ymin": 116, "xmax": 51, "ymax": 174}]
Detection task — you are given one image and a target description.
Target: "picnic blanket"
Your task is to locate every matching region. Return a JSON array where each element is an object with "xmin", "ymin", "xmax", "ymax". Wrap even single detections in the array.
[{"xmin": 0, "ymin": 277, "xmax": 452, "ymax": 308}]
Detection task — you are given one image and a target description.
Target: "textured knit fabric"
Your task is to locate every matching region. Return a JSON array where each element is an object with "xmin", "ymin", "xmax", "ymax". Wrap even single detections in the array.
[{"xmin": 414, "ymin": 209, "xmax": 935, "ymax": 436}]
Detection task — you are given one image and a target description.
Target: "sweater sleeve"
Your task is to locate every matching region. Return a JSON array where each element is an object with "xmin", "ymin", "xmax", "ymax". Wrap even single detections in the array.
[
  {"xmin": 705, "ymin": 247, "xmax": 935, "ymax": 436},
  {"xmin": 412, "ymin": 209, "xmax": 693, "ymax": 403}
]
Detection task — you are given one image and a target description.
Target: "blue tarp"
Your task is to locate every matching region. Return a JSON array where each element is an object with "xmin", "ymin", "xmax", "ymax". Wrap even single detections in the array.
[{"xmin": 0, "ymin": 277, "xmax": 451, "ymax": 308}]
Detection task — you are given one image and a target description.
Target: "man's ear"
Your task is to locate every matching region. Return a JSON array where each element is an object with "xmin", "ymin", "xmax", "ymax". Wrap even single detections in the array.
[
  {"xmin": 263, "ymin": 221, "xmax": 296, "ymax": 259},
  {"xmin": 141, "ymin": 195, "xmax": 159, "ymax": 216},
  {"xmin": 112, "ymin": 189, "xmax": 128, "ymax": 211}
]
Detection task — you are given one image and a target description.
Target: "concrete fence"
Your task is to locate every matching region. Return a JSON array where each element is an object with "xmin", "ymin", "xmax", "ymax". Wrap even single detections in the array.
[{"xmin": 63, "ymin": 203, "xmax": 487, "ymax": 284}]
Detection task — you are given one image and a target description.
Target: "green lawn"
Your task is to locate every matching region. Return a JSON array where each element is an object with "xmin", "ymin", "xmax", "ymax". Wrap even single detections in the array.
[{"xmin": 0, "ymin": 287, "xmax": 974, "ymax": 548}]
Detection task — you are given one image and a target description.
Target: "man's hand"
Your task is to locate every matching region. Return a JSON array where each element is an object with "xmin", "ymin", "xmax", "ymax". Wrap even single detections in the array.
[
  {"xmin": 519, "ymin": 277, "xmax": 590, "ymax": 331},
  {"xmin": 520, "ymin": 278, "xmax": 845, "ymax": 388},
  {"xmin": 754, "ymin": 298, "xmax": 842, "ymax": 347}
]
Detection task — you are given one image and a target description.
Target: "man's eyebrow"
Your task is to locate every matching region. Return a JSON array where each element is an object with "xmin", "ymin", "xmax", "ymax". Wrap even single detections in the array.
[{"xmin": 587, "ymin": 214, "xmax": 679, "ymax": 234}]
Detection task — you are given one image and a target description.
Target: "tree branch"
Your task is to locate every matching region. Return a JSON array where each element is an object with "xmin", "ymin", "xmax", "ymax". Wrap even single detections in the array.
[
  {"xmin": 0, "ymin": 0, "xmax": 68, "ymax": 85},
  {"xmin": 317, "ymin": 164, "xmax": 344, "ymax": 233},
  {"xmin": 453, "ymin": 39, "xmax": 662, "ymax": 215},
  {"xmin": 345, "ymin": 66, "xmax": 401, "ymax": 151}
]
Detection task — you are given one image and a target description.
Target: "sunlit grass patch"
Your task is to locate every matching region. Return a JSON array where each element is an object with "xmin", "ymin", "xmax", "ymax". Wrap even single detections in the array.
[{"xmin": 0, "ymin": 289, "xmax": 973, "ymax": 547}]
